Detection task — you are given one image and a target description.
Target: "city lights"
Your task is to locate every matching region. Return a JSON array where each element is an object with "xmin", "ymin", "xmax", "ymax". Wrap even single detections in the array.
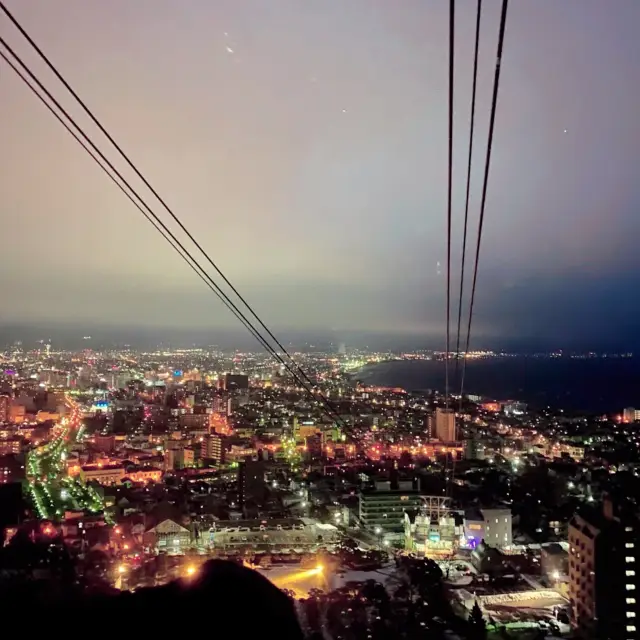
[{"xmin": 1, "ymin": 331, "xmax": 636, "ymax": 637}]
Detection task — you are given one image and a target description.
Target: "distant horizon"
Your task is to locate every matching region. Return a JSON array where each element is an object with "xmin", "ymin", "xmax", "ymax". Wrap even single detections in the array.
[
  {"xmin": 0, "ymin": 320, "xmax": 637, "ymax": 354},
  {"xmin": 3, "ymin": 2, "xmax": 640, "ymax": 352}
]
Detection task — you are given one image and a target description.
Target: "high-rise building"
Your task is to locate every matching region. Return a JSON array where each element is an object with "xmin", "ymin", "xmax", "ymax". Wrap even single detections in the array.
[
  {"xmin": 359, "ymin": 480, "xmax": 422, "ymax": 536},
  {"xmin": 0, "ymin": 395, "xmax": 10, "ymax": 423},
  {"xmin": 237, "ymin": 460, "xmax": 265, "ymax": 507},
  {"xmin": 568, "ymin": 498, "xmax": 639, "ymax": 638},
  {"xmin": 623, "ymin": 407, "xmax": 640, "ymax": 423},
  {"xmin": 201, "ymin": 434, "xmax": 224, "ymax": 463},
  {"xmin": 434, "ymin": 407, "xmax": 456, "ymax": 443},
  {"xmin": 464, "ymin": 436, "xmax": 485, "ymax": 460},
  {"xmin": 212, "ymin": 393, "xmax": 229, "ymax": 414}
]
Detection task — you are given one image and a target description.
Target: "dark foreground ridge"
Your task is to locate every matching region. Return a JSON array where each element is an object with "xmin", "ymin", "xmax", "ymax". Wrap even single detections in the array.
[{"xmin": 2, "ymin": 559, "xmax": 303, "ymax": 637}]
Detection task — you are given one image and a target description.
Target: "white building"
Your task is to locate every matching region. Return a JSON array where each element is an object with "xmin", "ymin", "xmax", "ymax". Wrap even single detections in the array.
[
  {"xmin": 404, "ymin": 495, "xmax": 464, "ymax": 555},
  {"xmin": 464, "ymin": 507, "xmax": 512, "ymax": 549},
  {"xmin": 208, "ymin": 517, "xmax": 339, "ymax": 551}
]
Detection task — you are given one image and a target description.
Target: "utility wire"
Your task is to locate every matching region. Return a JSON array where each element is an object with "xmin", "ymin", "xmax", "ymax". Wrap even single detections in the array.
[
  {"xmin": 459, "ymin": 0, "xmax": 509, "ymax": 401},
  {"xmin": 454, "ymin": 0, "xmax": 482, "ymax": 406},
  {"xmin": 445, "ymin": 0, "xmax": 455, "ymax": 413},
  {"xmin": 0, "ymin": 39, "xmax": 345, "ymax": 429},
  {"xmin": 0, "ymin": 1, "xmax": 342, "ymax": 427}
]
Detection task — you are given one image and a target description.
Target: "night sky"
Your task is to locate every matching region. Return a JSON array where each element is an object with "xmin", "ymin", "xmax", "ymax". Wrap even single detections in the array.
[{"xmin": 1, "ymin": 1, "xmax": 639, "ymax": 349}]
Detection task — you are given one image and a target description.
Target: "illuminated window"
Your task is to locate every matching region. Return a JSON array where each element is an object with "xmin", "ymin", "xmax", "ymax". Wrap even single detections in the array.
[
  {"xmin": 627, "ymin": 557, "xmax": 636, "ymax": 563},
  {"xmin": 627, "ymin": 598, "xmax": 636, "ymax": 604},
  {"xmin": 627, "ymin": 625, "xmax": 637, "ymax": 633},
  {"xmin": 627, "ymin": 584, "xmax": 636, "ymax": 591},
  {"xmin": 626, "ymin": 570, "xmax": 636, "ymax": 577},
  {"xmin": 627, "ymin": 543, "xmax": 635, "ymax": 549},
  {"xmin": 627, "ymin": 612, "xmax": 636, "ymax": 618}
]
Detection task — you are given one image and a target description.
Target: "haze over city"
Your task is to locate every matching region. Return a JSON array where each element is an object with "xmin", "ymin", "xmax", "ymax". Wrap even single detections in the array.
[
  {"xmin": 2, "ymin": 0, "xmax": 640, "ymax": 350},
  {"xmin": 3, "ymin": 2, "xmax": 640, "ymax": 639}
]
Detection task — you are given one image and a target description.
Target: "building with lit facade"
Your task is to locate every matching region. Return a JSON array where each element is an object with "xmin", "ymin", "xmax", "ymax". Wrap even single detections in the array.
[
  {"xmin": 80, "ymin": 464, "xmax": 126, "ymax": 485},
  {"xmin": 464, "ymin": 508, "xmax": 513, "ymax": 549},
  {"xmin": 434, "ymin": 407, "xmax": 456, "ymax": 443},
  {"xmin": 404, "ymin": 495, "xmax": 464, "ymax": 555},
  {"xmin": 144, "ymin": 518, "xmax": 191, "ymax": 554},
  {"xmin": 0, "ymin": 437, "xmax": 22, "ymax": 455},
  {"xmin": 568, "ymin": 499, "xmax": 639, "ymax": 639},
  {"xmin": 0, "ymin": 395, "xmax": 10, "ymax": 423},
  {"xmin": 623, "ymin": 407, "xmax": 640, "ymax": 423},
  {"xmin": 208, "ymin": 518, "xmax": 339, "ymax": 551},
  {"xmin": 201, "ymin": 433, "xmax": 223, "ymax": 463},
  {"xmin": 359, "ymin": 480, "xmax": 422, "ymax": 537}
]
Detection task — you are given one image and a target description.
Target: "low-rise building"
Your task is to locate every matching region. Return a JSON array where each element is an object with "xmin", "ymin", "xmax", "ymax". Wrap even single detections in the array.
[
  {"xmin": 464, "ymin": 507, "xmax": 513, "ymax": 549},
  {"xmin": 208, "ymin": 518, "xmax": 339, "ymax": 551},
  {"xmin": 540, "ymin": 542, "xmax": 569, "ymax": 585},
  {"xmin": 0, "ymin": 454, "xmax": 25, "ymax": 484},
  {"xmin": 125, "ymin": 466, "xmax": 162, "ymax": 484},
  {"xmin": 0, "ymin": 437, "xmax": 22, "ymax": 455},
  {"xmin": 144, "ymin": 518, "xmax": 191, "ymax": 554},
  {"xmin": 80, "ymin": 464, "xmax": 126, "ymax": 486}
]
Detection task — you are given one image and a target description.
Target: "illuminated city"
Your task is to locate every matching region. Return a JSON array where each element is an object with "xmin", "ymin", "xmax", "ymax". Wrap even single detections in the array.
[
  {"xmin": 2, "ymin": 0, "xmax": 640, "ymax": 638},
  {"xmin": 0, "ymin": 341, "xmax": 639, "ymax": 637}
]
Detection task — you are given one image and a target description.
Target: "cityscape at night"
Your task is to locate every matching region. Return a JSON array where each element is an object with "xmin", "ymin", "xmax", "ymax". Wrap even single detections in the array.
[
  {"xmin": 0, "ymin": 344, "xmax": 639, "ymax": 637},
  {"xmin": 2, "ymin": 0, "xmax": 640, "ymax": 639}
]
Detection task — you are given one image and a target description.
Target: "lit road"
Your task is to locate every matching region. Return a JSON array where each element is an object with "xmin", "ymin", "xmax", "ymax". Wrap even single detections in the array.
[
  {"xmin": 26, "ymin": 396, "xmax": 106, "ymax": 520},
  {"xmin": 257, "ymin": 565, "xmax": 329, "ymax": 598}
]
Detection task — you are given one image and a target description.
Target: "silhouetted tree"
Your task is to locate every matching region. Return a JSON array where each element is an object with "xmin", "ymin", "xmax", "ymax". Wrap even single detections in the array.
[{"xmin": 468, "ymin": 601, "xmax": 487, "ymax": 640}]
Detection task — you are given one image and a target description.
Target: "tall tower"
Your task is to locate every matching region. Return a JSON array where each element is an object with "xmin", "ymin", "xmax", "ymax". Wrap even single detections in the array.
[{"xmin": 434, "ymin": 407, "xmax": 456, "ymax": 443}]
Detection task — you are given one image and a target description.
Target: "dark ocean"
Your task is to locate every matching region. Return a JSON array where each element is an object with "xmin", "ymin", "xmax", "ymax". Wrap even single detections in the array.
[{"xmin": 356, "ymin": 357, "xmax": 640, "ymax": 414}]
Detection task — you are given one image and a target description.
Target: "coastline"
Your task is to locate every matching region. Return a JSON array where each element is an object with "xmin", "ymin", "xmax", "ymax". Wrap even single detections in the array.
[{"xmin": 346, "ymin": 356, "xmax": 638, "ymax": 414}]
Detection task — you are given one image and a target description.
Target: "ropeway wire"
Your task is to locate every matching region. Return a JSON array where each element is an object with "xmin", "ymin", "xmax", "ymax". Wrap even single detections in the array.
[
  {"xmin": 454, "ymin": 0, "xmax": 482, "ymax": 407},
  {"xmin": 0, "ymin": 40, "xmax": 345, "ymax": 430},
  {"xmin": 0, "ymin": 1, "xmax": 346, "ymax": 430},
  {"xmin": 444, "ymin": 0, "xmax": 455, "ymax": 414},
  {"xmin": 459, "ymin": 0, "xmax": 509, "ymax": 403}
]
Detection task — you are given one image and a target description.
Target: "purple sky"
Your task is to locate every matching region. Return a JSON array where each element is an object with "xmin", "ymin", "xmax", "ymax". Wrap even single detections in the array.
[{"xmin": 2, "ymin": 1, "xmax": 639, "ymax": 348}]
